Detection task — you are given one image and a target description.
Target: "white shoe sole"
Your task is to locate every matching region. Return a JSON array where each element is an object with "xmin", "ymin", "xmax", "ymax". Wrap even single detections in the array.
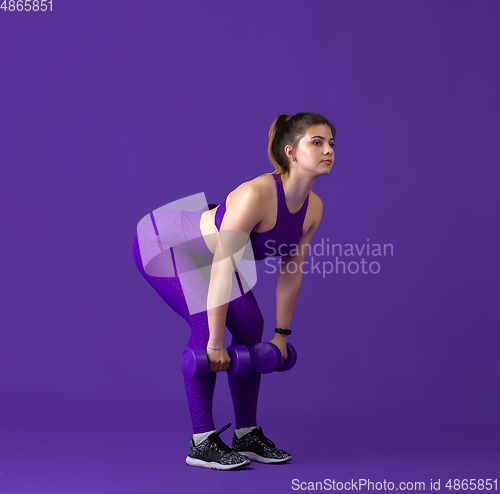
[
  {"xmin": 237, "ymin": 451, "xmax": 292, "ymax": 463},
  {"xmin": 186, "ymin": 456, "xmax": 250, "ymax": 470}
]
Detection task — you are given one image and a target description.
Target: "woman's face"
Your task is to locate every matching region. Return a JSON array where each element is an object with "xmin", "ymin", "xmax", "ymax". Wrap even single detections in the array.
[{"xmin": 289, "ymin": 124, "xmax": 335, "ymax": 176}]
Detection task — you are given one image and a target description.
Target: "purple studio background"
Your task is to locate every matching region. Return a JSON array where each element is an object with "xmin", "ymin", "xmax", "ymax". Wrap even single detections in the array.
[{"xmin": 1, "ymin": 1, "xmax": 499, "ymax": 493}]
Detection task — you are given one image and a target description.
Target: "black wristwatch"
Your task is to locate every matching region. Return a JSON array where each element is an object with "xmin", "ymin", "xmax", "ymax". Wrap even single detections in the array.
[{"xmin": 275, "ymin": 327, "xmax": 292, "ymax": 335}]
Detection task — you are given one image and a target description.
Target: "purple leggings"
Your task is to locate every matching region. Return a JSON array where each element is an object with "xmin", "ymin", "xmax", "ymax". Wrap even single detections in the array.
[{"xmin": 132, "ymin": 206, "xmax": 263, "ymax": 433}]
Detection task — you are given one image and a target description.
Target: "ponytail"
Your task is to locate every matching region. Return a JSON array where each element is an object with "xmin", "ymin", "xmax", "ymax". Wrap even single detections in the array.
[{"xmin": 268, "ymin": 114, "xmax": 294, "ymax": 177}]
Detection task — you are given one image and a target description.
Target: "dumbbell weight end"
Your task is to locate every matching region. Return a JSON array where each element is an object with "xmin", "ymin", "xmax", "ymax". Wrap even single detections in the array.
[
  {"xmin": 226, "ymin": 344, "xmax": 252, "ymax": 377},
  {"xmin": 181, "ymin": 347, "xmax": 208, "ymax": 380}
]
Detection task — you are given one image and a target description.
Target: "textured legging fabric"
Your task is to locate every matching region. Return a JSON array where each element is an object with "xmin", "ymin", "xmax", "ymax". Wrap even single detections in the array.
[{"xmin": 132, "ymin": 207, "xmax": 263, "ymax": 433}]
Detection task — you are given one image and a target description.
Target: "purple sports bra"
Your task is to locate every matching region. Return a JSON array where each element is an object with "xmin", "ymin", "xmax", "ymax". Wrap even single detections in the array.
[{"xmin": 213, "ymin": 173, "xmax": 310, "ymax": 260}]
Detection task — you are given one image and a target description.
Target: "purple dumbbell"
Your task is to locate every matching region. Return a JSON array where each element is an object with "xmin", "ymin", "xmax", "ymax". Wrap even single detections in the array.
[
  {"xmin": 226, "ymin": 345, "xmax": 252, "ymax": 377},
  {"xmin": 181, "ymin": 343, "xmax": 297, "ymax": 380},
  {"xmin": 180, "ymin": 345, "xmax": 250, "ymax": 380},
  {"xmin": 250, "ymin": 342, "xmax": 297, "ymax": 374}
]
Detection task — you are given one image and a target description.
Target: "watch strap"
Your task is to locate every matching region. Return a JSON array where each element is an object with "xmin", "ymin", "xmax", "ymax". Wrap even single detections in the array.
[{"xmin": 275, "ymin": 327, "xmax": 292, "ymax": 335}]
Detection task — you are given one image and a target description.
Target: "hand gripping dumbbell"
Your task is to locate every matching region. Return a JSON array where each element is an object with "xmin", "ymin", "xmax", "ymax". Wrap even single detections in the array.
[{"xmin": 180, "ymin": 342, "xmax": 297, "ymax": 380}]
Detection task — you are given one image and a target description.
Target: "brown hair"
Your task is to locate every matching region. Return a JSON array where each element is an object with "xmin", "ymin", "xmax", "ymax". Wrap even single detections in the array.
[{"xmin": 267, "ymin": 112, "xmax": 336, "ymax": 178}]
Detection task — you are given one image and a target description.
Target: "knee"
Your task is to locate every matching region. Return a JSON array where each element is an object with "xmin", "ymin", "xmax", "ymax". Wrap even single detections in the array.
[
  {"xmin": 249, "ymin": 311, "xmax": 264, "ymax": 344},
  {"xmin": 255, "ymin": 313, "xmax": 264, "ymax": 340}
]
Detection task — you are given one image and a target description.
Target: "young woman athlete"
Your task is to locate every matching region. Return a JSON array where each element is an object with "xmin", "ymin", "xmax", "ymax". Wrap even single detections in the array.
[{"xmin": 133, "ymin": 112, "xmax": 336, "ymax": 470}]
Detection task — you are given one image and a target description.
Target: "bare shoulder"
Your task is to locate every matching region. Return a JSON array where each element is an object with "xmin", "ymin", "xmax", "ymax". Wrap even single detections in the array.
[
  {"xmin": 220, "ymin": 177, "xmax": 270, "ymax": 234},
  {"xmin": 247, "ymin": 173, "xmax": 276, "ymax": 193},
  {"xmin": 225, "ymin": 174, "xmax": 273, "ymax": 208}
]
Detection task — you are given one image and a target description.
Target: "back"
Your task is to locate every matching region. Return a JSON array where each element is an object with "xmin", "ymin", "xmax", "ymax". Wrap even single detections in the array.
[{"xmin": 215, "ymin": 173, "xmax": 310, "ymax": 260}]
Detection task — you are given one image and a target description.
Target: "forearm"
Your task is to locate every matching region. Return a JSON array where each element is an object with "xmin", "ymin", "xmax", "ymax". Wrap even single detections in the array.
[
  {"xmin": 206, "ymin": 266, "xmax": 233, "ymax": 347},
  {"xmin": 271, "ymin": 272, "xmax": 301, "ymax": 352},
  {"xmin": 207, "ymin": 304, "xmax": 228, "ymax": 347},
  {"xmin": 275, "ymin": 270, "xmax": 302, "ymax": 330}
]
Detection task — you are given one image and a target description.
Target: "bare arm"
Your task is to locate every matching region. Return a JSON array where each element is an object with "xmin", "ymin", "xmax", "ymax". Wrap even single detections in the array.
[
  {"xmin": 205, "ymin": 184, "xmax": 264, "ymax": 371},
  {"xmin": 271, "ymin": 195, "xmax": 323, "ymax": 358}
]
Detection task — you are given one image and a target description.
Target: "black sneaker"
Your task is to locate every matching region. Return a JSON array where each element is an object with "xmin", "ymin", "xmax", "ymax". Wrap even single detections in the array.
[
  {"xmin": 232, "ymin": 426, "xmax": 292, "ymax": 464},
  {"xmin": 186, "ymin": 423, "xmax": 251, "ymax": 470}
]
